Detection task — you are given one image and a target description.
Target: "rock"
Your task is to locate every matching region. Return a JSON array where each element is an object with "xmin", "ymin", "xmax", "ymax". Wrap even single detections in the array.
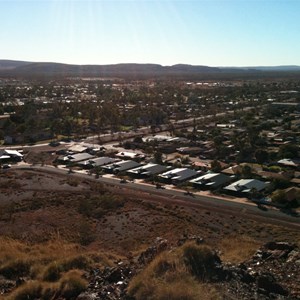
[
  {"xmin": 15, "ymin": 277, "xmax": 25, "ymax": 287},
  {"xmin": 265, "ymin": 242, "xmax": 295, "ymax": 252},
  {"xmin": 177, "ymin": 234, "xmax": 204, "ymax": 246},
  {"xmin": 240, "ymin": 270, "xmax": 255, "ymax": 284},
  {"xmin": 138, "ymin": 237, "xmax": 168, "ymax": 265},
  {"xmin": 105, "ymin": 268, "xmax": 123, "ymax": 283},
  {"xmin": 287, "ymin": 250, "xmax": 300, "ymax": 263},
  {"xmin": 257, "ymin": 273, "xmax": 288, "ymax": 296},
  {"xmin": 77, "ymin": 292, "xmax": 99, "ymax": 300}
]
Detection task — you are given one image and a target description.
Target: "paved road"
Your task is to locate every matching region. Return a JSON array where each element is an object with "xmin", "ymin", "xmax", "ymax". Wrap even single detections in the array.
[
  {"xmin": 11, "ymin": 164, "xmax": 300, "ymax": 230},
  {"xmin": 0, "ymin": 106, "xmax": 257, "ymax": 151}
]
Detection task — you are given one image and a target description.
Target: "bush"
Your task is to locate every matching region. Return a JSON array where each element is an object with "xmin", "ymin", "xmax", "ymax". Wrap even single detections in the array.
[
  {"xmin": 9, "ymin": 281, "xmax": 42, "ymax": 300},
  {"xmin": 78, "ymin": 221, "xmax": 95, "ymax": 246},
  {"xmin": 182, "ymin": 243, "xmax": 220, "ymax": 280},
  {"xmin": 67, "ymin": 178, "xmax": 79, "ymax": 187},
  {"xmin": 77, "ymin": 194, "xmax": 124, "ymax": 219},
  {"xmin": 0, "ymin": 259, "xmax": 31, "ymax": 279},
  {"xmin": 43, "ymin": 254, "xmax": 93, "ymax": 281},
  {"xmin": 42, "ymin": 262, "xmax": 64, "ymax": 282},
  {"xmin": 219, "ymin": 236, "xmax": 260, "ymax": 264},
  {"xmin": 63, "ymin": 254, "xmax": 93, "ymax": 271},
  {"xmin": 128, "ymin": 244, "xmax": 221, "ymax": 300},
  {"xmin": 154, "ymin": 280, "xmax": 218, "ymax": 300},
  {"xmin": 59, "ymin": 270, "xmax": 88, "ymax": 298}
]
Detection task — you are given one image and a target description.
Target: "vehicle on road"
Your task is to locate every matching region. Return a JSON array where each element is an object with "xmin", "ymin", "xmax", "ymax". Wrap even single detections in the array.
[
  {"xmin": 184, "ymin": 190, "xmax": 194, "ymax": 196},
  {"xmin": 156, "ymin": 183, "xmax": 165, "ymax": 189},
  {"xmin": 2, "ymin": 164, "xmax": 11, "ymax": 169},
  {"xmin": 257, "ymin": 204, "xmax": 268, "ymax": 211},
  {"xmin": 49, "ymin": 141, "xmax": 60, "ymax": 147},
  {"xmin": 120, "ymin": 179, "xmax": 128, "ymax": 183}
]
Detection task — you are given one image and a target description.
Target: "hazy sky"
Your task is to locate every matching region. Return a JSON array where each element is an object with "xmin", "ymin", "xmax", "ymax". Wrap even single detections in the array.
[{"xmin": 1, "ymin": 0, "xmax": 299, "ymax": 66}]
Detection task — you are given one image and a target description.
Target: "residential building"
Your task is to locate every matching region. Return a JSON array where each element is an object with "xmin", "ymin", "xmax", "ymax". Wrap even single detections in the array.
[
  {"xmin": 224, "ymin": 179, "xmax": 268, "ymax": 195},
  {"xmin": 158, "ymin": 168, "xmax": 199, "ymax": 184},
  {"xmin": 127, "ymin": 163, "xmax": 168, "ymax": 178},
  {"xmin": 190, "ymin": 172, "xmax": 232, "ymax": 189},
  {"xmin": 102, "ymin": 160, "xmax": 141, "ymax": 173}
]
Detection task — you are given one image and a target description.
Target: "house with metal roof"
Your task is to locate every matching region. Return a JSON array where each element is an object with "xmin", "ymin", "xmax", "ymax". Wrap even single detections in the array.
[
  {"xmin": 0, "ymin": 149, "xmax": 23, "ymax": 162},
  {"xmin": 190, "ymin": 172, "xmax": 232, "ymax": 189},
  {"xmin": 224, "ymin": 179, "xmax": 268, "ymax": 195},
  {"xmin": 127, "ymin": 163, "xmax": 168, "ymax": 178},
  {"xmin": 58, "ymin": 153, "xmax": 95, "ymax": 164},
  {"xmin": 68, "ymin": 144, "xmax": 88, "ymax": 153},
  {"xmin": 116, "ymin": 151, "xmax": 145, "ymax": 160},
  {"xmin": 158, "ymin": 168, "xmax": 199, "ymax": 184},
  {"xmin": 278, "ymin": 158, "xmax": 300, "ymax": 169},
  {"xmin": 102, "ymin": 160, "xmax": 141, "ymax": 173},
  {"xmin": 78, "ymin": 157, "xmax": 119, "ymax": 169}
]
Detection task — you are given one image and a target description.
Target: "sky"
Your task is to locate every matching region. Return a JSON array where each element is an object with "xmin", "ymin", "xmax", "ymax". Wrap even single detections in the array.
[{"xmin": 0, "ymin": 0, "xmax": 300, "ymax": 67}]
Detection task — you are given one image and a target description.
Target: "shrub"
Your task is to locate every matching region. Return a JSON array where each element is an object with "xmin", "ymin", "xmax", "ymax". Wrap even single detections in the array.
[
  {"xmin": 78, "ymin": 221, "xmax": 95, "ymax": 246},
  {"xmin": 43, "ymin": 254, "xmax": 93, "ymax": 282},
  {"xmin": 77, "ymin": 194, "xmax": 124, "ymax": 218},
  {"xmin": 128, "ymin": 242, "xmax": 223, "ymax": 300},
  {"xmin": 0, "ymin": 259, "xmax": 31, "ymax": 279},
  {"xmin": 154, "ymin": 280, "xmax": 219, "ymax": 300},
  {"xmin": 128, "ymin": 272, "xmax": 220, "ymax": 300},
  {"xmin": 62, "ymin": 254, "xmax": 93, "ymax": 271},
  {"xmin": 58, "ymin": 270, "xmax": 88, "ymax": 298},
  {"xmin": 9, "ymin": 281, "xmax": 42, "ymax": 300},
  {"xmin": 41, "ymin": 283, "xmax": 59, "ymax": 300},
  {"xmin": 42, "ymin": 262, "xmax": 64, "ymax": 282},
  {"xmin": 67, "ymin": 178, "xmax": 79, "ymax": 187},
  {"xmin": 219, "ymin": 236, "xmax": 260, "ymax": 264},
  {"xmin": 182, "ymin": 243, "xmax": 220, "ymax": 280}
]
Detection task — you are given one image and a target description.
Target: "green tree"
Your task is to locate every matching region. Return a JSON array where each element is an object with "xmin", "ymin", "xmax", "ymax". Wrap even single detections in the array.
[
  {"xmin": 210, "ymin": 160, "xmax": 222, "ymax": 172},
  {"xmin": 153, "ymin": 151, "xmax": 163, "ymax": 164},
  {"xmin": 255, "ymin": 149, "xmax": 269, "ymax": 165},
  {"xmin": 278, "ymin": 144, "xmax": 299, "ymax": 159},
  {"xmin": 241, "ymin": 165, "xmax": 252, "ymax": 178},
  {"xmin": 271, "ymin": 190, "xmax": 286, "ymax": 206}
]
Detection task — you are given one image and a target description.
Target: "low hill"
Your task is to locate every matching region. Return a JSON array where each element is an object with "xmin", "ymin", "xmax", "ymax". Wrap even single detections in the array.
[
  {"xmin": 1, "ymin": 59, "xmax": 300, "ymax": 79},
  {"xmin": 0, "ymin": 59, "xmax": 32, "ymax": 70}
]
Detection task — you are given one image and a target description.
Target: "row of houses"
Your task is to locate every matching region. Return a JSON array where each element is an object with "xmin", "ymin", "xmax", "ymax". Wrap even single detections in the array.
[{"xmin": 56, "ymin": 149, "xmax": 269, "ymax": 196}]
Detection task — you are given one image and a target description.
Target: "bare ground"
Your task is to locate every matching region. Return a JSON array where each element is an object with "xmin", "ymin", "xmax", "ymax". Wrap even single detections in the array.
[{"xmin": 0, "ymin": 168, "xmax": 299, "ymax": 255}]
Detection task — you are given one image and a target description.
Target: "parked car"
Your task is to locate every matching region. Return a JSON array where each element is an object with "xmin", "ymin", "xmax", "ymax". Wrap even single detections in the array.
[
  {"xmin": 49, "ymin": 141, "xmax": 60, "ymax": 147},
  {"xmin": 2, "ymin": 164, "xmax": 11, "ymax": 169}
]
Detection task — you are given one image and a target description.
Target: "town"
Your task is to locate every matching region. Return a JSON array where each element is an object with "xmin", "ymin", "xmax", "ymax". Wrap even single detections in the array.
[{"xmin": 1, "ymin": 77, "xmax": 299, "ymax": 210}]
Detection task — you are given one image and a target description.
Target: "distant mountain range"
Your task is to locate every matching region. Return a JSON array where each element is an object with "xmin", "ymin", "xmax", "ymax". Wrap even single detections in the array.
[{"xmin": 1, "ymin": 59, "xmax": 300, "ymax": 78}]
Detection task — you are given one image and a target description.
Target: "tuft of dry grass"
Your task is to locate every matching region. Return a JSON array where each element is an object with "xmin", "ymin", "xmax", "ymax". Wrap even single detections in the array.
[
  {"xmin": 128, "ymin": 242, "xmax": 221, "ymax": 300},
  {"xmin": 8, "ymin": 271, "xmax": 87, "ymax": 300},
  {"xmin": 218, "ymin": 235, "xmax": 260, "ymax": 264},
  {"xmin": 58, "ymin": 269, "xmax": 88, "ymax": 299},
  {"xmin": 8, "ymin": 280, "xmax": 43, "ymax": 300},
  {"xmin": 0, "ymin": 237, "xmax": 115, "ymax": 299}
]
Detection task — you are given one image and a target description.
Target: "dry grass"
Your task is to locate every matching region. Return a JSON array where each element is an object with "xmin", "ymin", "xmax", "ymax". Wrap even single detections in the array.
[
  {"xmin": 7, "ymin": 270, "xmax": 87, "ymax": 300},
  {"xmin": 0, "ymin": 237, "xmax": 115, "ymax": 299},
  {"xmin": 218, "ymin": 235, "xmax": 260, "ymax": 264},
  {"xmin": 128, "ymin": 242, "xmax": 221, "ymax": 300}
]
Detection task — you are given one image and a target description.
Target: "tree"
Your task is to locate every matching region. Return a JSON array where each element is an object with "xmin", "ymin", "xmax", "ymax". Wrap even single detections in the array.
[
  {"xmin": 271, "ymin": 190, "xmax": 286, "ymax": 206},
  {"xmin": 241, "ymin": 165, "xmax": 252, "ymax": 178},
  {"xmin": 153, "ymin": 151, "xmax": 163, "ymax": 164},
  {"xmin": 210, "ymin": 160, "xmax": 222, "ymax": 172},
  {"xmin": 255, "ymin": 149, "xmax": 269, "ymax": 165},
  {"xmin": 278, "ymin": 144, "xmax": 299, "ymax": 159}
]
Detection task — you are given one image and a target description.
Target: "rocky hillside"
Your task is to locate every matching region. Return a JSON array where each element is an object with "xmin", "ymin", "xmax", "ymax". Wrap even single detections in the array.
[{"xmin": 79, "ymin": 239, "xmax": 300, "ymax": 300}]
